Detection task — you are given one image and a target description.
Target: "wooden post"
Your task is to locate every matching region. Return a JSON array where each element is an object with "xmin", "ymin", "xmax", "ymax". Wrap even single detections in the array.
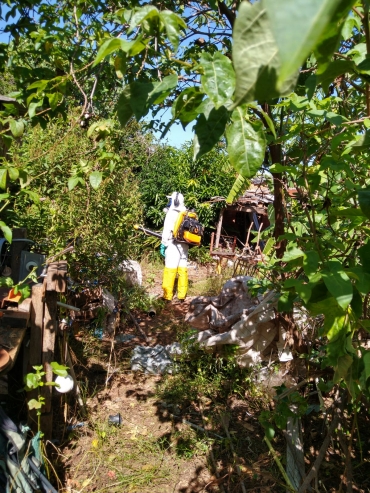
[
  {"xmin": 10, "ymin": 227, "xmax": 27, "ymax": 284},
  {"xmin": 29, "ymin": 284, "xmax": 44, "ymax": 368},
  {"xmin": 40, "ymin": 288, "xmax": 57, "ymax": 440},
  {"xmin": 215, "ymin": 208, "xmax": 224, "ymax": 249},
  {"xmin": 28, "ymin": 283, "xmax": 44, "ymax": 431}
]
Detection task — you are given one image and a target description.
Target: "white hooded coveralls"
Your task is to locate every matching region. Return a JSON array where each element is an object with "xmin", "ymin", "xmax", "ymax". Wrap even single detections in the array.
[{"xmin": 161, "ymin": 192, "xmax": 189, "ymax": 300}]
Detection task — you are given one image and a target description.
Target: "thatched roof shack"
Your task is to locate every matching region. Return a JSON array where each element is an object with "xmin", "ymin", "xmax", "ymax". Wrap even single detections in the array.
[{"xmin": 210, "ymin": 178, "xmax": 274, "ymax": 256}]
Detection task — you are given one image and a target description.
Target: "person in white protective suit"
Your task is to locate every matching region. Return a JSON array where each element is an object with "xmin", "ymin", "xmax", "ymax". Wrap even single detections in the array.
[{"xmin": 160, "ymin": 192, "xmax": 189, "ymax": 302}]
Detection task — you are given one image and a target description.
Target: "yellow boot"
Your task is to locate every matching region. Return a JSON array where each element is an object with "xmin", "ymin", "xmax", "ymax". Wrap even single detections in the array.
[
  {"xmin": 162, "ymin": 267, "xmax": 177, "ymax": 301},
  {"xmin": 177, "ymin": 267, "xmax": 188, "ymax": 300}
]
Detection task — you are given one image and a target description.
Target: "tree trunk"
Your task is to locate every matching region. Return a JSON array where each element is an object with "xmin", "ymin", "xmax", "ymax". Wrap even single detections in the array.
[{"xmin": 269, "ymin": 143, "xmax": 286, "ymax": 258}]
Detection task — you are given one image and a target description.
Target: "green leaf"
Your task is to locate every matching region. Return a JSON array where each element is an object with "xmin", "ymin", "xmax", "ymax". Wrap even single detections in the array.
[
  {"xmin": 116, "ymin": 86, "xmax": 134, "ymax": 127},
  {"xmin": 199, "ymin": 52, "xmax": 235, "ymax": 109},
  {"xmin": 226, "ymin": 174, "xmax": 246, "ymax": 205},
  {"xmin": 18, "ymin": 284, "xmax": 31, "ymax": 301},
  {"xmin": 171, "ymin": 87, "xmax": 205, "ymax": 127},
  {"xmin": 68, "ymin": 176, "xmax": 84, "ymax": 191},
  {"xmin": 159, "ymin": 10, "xmax": 186, "ymax": 51},
  {"xmin": 233, "ymin": 1, "xmax": 297, "ymax": 105},
  {"xmin": 129, "ymin": 5, "xmax": 159, "ymax": 33},
  {"xmin": 89, "ymin": 171, "xmax": 103, "ymax": 190},
  {"xmin": 325, "ymin": 111, "xmax": 348, "ymax": 126},
  {"xmin": 226, "ymin": 109, "xmax": 266, "ymax": 180},
  {"xmin": 114, "ymin": 53, "xmax": 127, "ymax": 79},
  {"xmin": 358, "ymin": 188, "xmax": 370, "ymax": 219},
  {"xmin": 50, "ymin": 361, "xmax": 69, "ymax": 377},
  {"xmin": 117, "ymin": 76, "xmax": 178, "ymax": 126},
  {"xmin": 350, "ymin": 286, "xmax": 363, "ymax": 318},
  {"xmin": 93, "ymin": 38, "xmax": 136, "ymax": 67},
  {"xmin": 264, "ymin": 0, "xmax": 356, "ymax": 88},
  {"xmin": 322, "ymin": 260, "xmax": 353, "ymax": 310},
  {"xmin": 27, "ymin": 79, "xmax": 49, "ymax": 91},
  {"xmin": 9, "ymin": 119, "xmax": 24, "ymax": 138},
  {"xmin": 28, "ymin": 101, "xmax": 42, "ymax": 119},
  {"xmin": 282, "ymin": 246, "xmax": 305, "ymax": 262},
  {"xmin": 363, "ymin": 351, "xmax": 370, "ymax": 382},
  {"xmin": 20, "ymin": 189, "xmax": 40, "ymax": 204},
  {"xmin": 305, "ymin": 74, "xmax": 317, "ymax": 100},
  {"xmin": 0, "ymin": 169, "xmax": 7, "ymax": 190},
  {"xmin": 0, "ymin": 222, "xmax": 12, "ymax": 244},
  {"xmin": 8, "ymin": 167, "xmax": 19, "ymax": 181},
  {"xmin": 314, "ymin": 0, "xmax": 356, "ymax": 74},
  {"xmin": 303, "ymin": 251, "xmax": 320, "ymax": 280},
  {"xmin": 47, "ymin": 92, "xmax": 62, "ymax": 111},
  {"xmin": 278, "ymin": 291, "xmax": 296, "ymax": 312},
  {"xmin": 27, "ymin": 398, "xmax": 44, "ymax": 410},
  {"xmin": 333, "ymin": 353, "xmax": 353, "ymax": 384},
  {"xmin": 0, "ymin": 277, "xmax": 13, "ymax": 287},
  {"xmin": 193, "ymin": 104, "xmax": 229, "ymax": 161},
  {"xmin": 316, "ymin": 59, "xmax": 354, "ymax": 93}
]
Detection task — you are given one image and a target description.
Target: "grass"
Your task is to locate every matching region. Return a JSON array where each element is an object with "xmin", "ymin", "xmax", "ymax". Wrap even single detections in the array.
[{"xmin": 68, "ymin": 416, "xmax": 179, "ymax": 493}]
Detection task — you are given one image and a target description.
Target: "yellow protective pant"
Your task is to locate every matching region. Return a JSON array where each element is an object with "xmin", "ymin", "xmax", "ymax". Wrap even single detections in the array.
[
  {"xmin": 177, "ymin": 267, "xmax": 188, "ymax": 300},
  {"xmin": 162, "ymin": 267, "xmax": 188, "ymax": 301}
]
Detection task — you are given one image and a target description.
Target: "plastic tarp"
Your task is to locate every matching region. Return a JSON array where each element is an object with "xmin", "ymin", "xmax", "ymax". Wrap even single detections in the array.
[{"xmin": 185, "ymin": 277, "xmax": 278, "ymax": 366}]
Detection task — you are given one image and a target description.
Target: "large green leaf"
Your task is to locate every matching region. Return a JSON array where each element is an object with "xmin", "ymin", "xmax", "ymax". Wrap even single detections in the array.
[
  {"xmin": 159, "ymin": 11, "xmax": 186, "ymax": 51},
  {"xmin": 358, "ymin": 188, "xmax": 370, "ymax": 219},
  {"xmin": 171, "ymin": 87, "xmax": 205, "ymax": 127},
  {"xmin": 281, "ymin": 246, "xmax": 305, "ymax": 262},
  {"xmin": 9, "ymin": 119, "xmax": 24, "ymax": 138},
  {"xmin": 116, "ymin": 76, "xmax": 178, "ymax": 127},
  {"xmin": 193, "ymin": 104, "xmax": 229, "ymax": 161},
  {"xmin": 116, "ymin": 85, "xmax": 134, "ymax": 127},
  {"xmin": 0, "ymin": 221, "xmax": 12, "ymax": 243},
  {"xmin": 322, "ymin": 260, "xmax": 353, "ymax": 310},
  {"xmin": 226, "ymin": 108, "xmax": 266, "ymax": 180},
  {"xmin": 264, "ymin": 0, "xmax": 356, "ymax": 88},
  {"xmin": 226, "ymin": 174, "xmax": 247, "ymax": 205},
  {"xmin": 0, "ymin": 169, "xmax": 7, "ymax": 190},
  {"xmin": 68, "ymin": 176, "xmax": 85, "ymax": 191},
  {"xmin": 314, "ymin": 0, "xmax": 356, "ymax": 74},
  {"xmin": 233, "ymin": 1, "xmax": 297, "ymax": 106},
  {"xmin": 199, "ymin": 52, "xmax": 235, "ymax": 109},
  {"xmin": 89, "ymin": 171, "xmax": 103, "ymax": 190},
  {"xmin": 129, "ymin": 5, "xmax": 159, "ymax": 33},
  {"xmin": 316, "ymin": 59, "xmax": 354, "ymax": 93},
  {"xmin": 93, "ymin": 38, "xmax": 136, "ymax": 66}
]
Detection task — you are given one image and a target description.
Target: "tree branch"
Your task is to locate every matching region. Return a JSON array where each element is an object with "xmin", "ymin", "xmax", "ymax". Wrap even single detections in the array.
[{"xmin": 217, "ymin": 1, "xmax": 236, "ymax": 28}]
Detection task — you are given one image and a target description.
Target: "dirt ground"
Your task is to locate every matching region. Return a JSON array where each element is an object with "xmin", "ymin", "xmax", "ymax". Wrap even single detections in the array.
[
  {"xmin": 55, "ymin": 263, "xmax": 281, "ymax": 493},
  {"xmin": 52, "ymin": 262, "xmax": 370, "ymax": 493}
]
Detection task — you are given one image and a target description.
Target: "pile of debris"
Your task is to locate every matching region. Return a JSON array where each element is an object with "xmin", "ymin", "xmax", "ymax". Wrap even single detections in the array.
[{"xmin": 184, "ymin": 276, "xmax": 283, "ymax": 366}]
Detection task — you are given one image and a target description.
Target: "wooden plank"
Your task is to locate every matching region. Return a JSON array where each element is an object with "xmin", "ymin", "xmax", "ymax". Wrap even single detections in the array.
[
  {"xmin": 46, "ymin": 262, "xmax": 58, "ymax": 291},
  {"xmin": 42, "ymin": 289, "xmax": 57, "ymax": 414},
  {"xmin": 0, "ymin": 310, "xmax": 29, "ymax": 328},
  {"xmin": 29, "ymin": 283, "xmax": 44, "ymax": 368},
  {"xmin": 56, "ymin": 261, "xmax": 67, "ymax": 293}
]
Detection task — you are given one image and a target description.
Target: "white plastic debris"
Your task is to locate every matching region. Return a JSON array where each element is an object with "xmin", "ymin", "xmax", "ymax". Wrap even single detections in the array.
[
  {"xmin": 130, "ymin": 343, "xmax": 182, "ymax": 374},
  {"xmin": 119, "ymin": 260, "xmax": 142, "ymax": 286}
]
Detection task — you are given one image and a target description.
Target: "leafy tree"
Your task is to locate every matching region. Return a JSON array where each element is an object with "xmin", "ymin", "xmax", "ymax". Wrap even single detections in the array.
[{"xmin": 139, "ymin": 141, "xmax": 235, "ymax": 230}]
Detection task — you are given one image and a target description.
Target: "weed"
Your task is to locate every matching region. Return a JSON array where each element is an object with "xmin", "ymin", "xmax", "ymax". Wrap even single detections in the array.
[{"xmin": 157, "ymin": 333, "xmax": 261, "ymax": 407}]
